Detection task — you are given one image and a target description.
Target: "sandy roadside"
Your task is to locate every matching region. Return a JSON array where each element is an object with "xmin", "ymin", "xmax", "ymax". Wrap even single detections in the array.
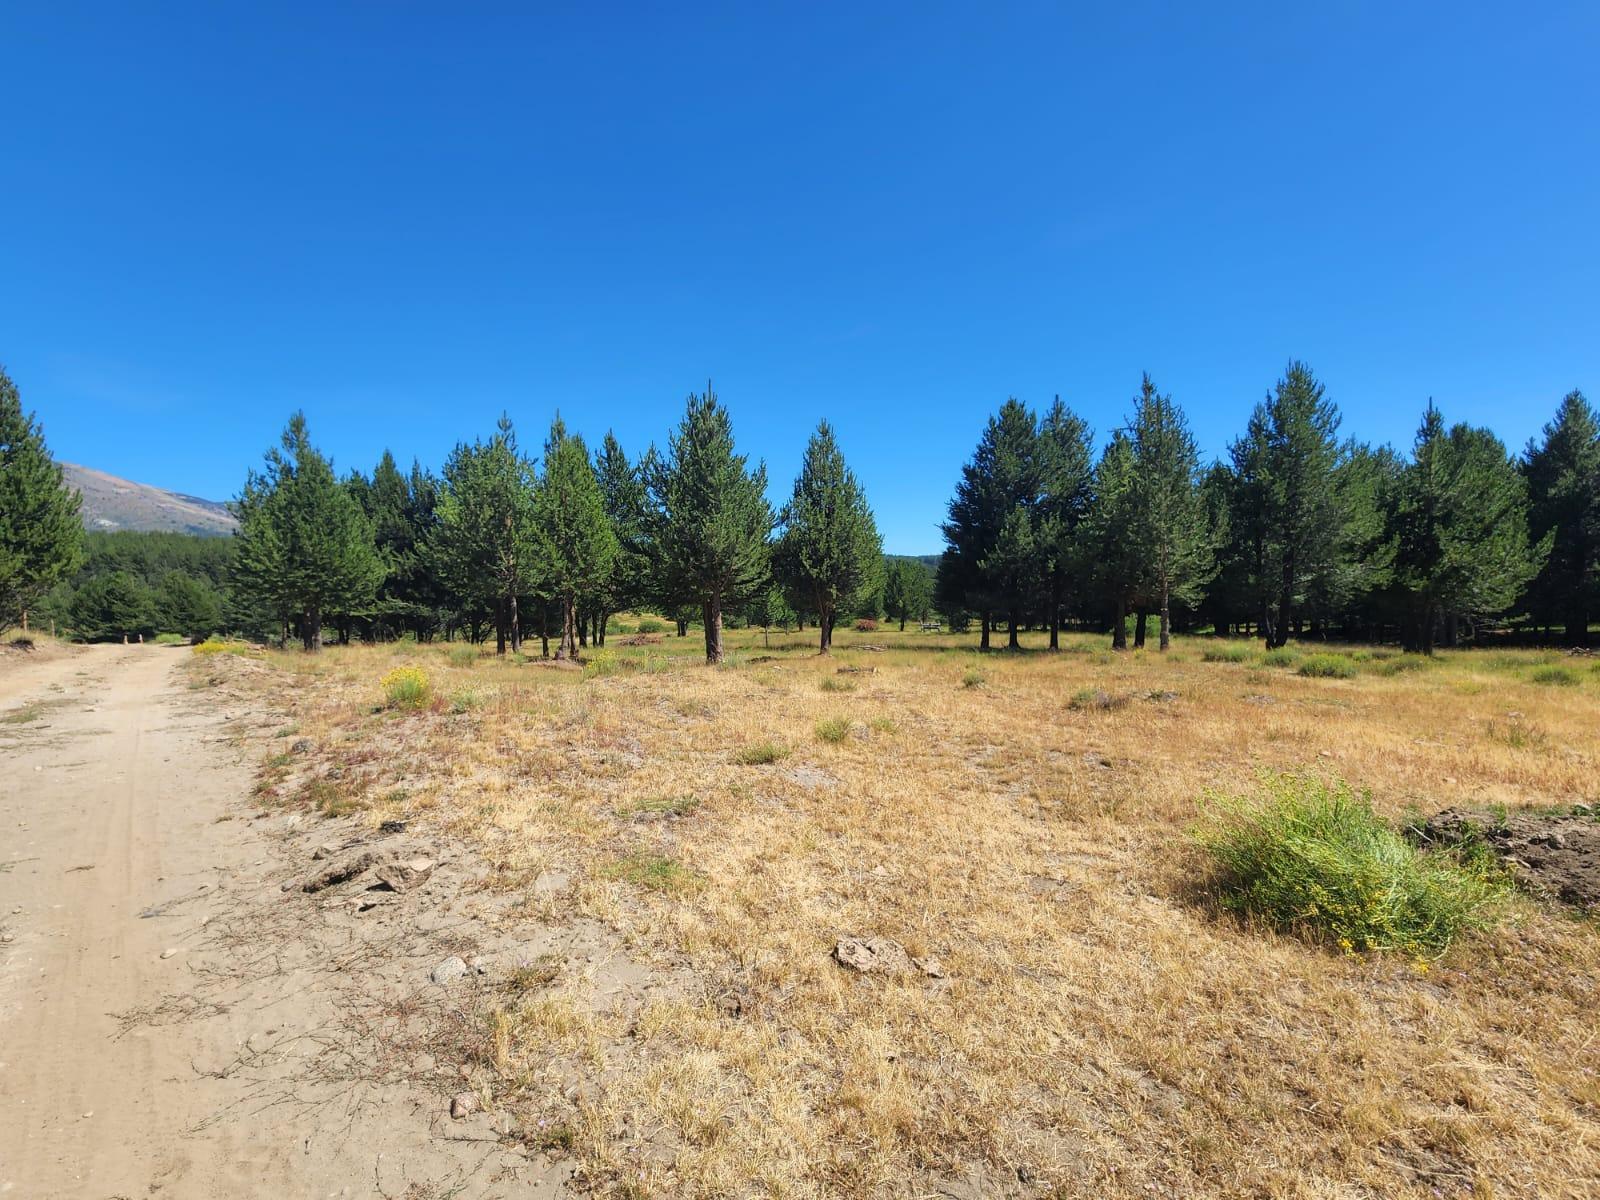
[{"xmin": 0, "ymin": 645, "xmax": 562, "ymax": 1198}]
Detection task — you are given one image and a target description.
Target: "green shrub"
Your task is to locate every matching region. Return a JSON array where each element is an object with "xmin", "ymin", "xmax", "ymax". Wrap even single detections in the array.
[
  {"xmin": 1298, "ymin": 654, "xmax": 1357, "ymax": 679},
  {"xmin": 961, "ymin": 667, "xmax": 986, "ymax": 689},
  {"xmin": 446, "ymin": 645, "xmax": 478, "ymax": 667},
  {"xmin": 448, "ymin": 688, "xmax": 482, "ymax": 713},
  {"xmin": 733, "ymin": 740, "xmax": 790, "ymax": 765},
  {"xmin": 1530, "ymin": 665, "xmax": 1579, "ymax": 687},
  {"xmin": 854, "ymin": 618, "xmax": 878, "ymax": 632},
  {"xmin": 820, "ymin": 677, "xmax": 855, "ymax": 693},
  {"xmin": 1259, "ymin": 648, "xmax": 1298, "ymax": 669},
  {"xmin": 815, "ymin": 716, "xmax": 851, "ymax": 743},
  {"xmin": 381, "ymin": 666, "xmax": 432, "ymax": 710},
  {"xmin": 1195, "ymin": 775, "xmax": 1507, "ymax": 959},
  {"xmin": 153, "ymin": 632, "xmax": 187, "ymax": 646},
  {"xmin": 636, "ymin": 618, "xmax": 665, "ymax": 634},
  {"xmin": 1202, "ymin": 644, "xmax": 1252, "ymax": 663}
]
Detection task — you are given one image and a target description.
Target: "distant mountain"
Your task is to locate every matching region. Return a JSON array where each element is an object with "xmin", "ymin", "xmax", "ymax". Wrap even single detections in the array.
[{"xmin": 62, "ymin": 463, "xmax": 236, "ymax": 537}]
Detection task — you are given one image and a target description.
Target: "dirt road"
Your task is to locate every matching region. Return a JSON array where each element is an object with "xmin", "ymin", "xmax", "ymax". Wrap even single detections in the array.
[{"xmin": 0, "ymin": 646, "xmax": 546, "ymax": 1198}]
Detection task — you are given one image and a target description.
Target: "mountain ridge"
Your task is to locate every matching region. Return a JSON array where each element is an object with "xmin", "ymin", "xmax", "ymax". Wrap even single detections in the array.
[{"xmin": 62, "ymin": 463, "xmax": 236, "ymax": 537}]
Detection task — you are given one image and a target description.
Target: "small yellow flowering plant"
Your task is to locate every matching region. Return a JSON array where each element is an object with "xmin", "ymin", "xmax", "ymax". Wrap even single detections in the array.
[{"xmin": 381, "ymin": 665, "xmax": 432, "ymax": 710}]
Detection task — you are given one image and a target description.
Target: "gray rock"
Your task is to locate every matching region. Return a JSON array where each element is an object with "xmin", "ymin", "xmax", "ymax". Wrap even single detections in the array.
[
  {"xmin": 449, "ymin": 1091, "xmax": 477, "ymax": 1119},
  {"xmin": 372, "ymin": 857, "xmax": 435, "ymax": 893},
  {"xmin": 431, "ymin": 955, "xmax": 469, "ymax": 985}
]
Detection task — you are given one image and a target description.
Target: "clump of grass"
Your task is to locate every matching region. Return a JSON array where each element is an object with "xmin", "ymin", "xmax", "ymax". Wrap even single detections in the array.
[
  {"xmin": 869, "ymin": 715, "xmax": 898, "ymax": 735},
  {"xmin": 1530, "ymin": 665, "xmax": 1579, "ymax": 687},
  {"xmin": 1068, "ymin": 688, "xmax": 1126, "ymax": 711},
  {"xmin": 446, "ymin": 645, "xmax": 478, "ymax": 667},
  {"xmin": 1298, "ymin": 654, "xmax": 1357, "ymax": 679},
  {"xmin": 381, "ymin": 665, "xmax": 432, "ymax": 710},
  {"xmin": 819, "ymin": 677, "xmax": 855, "ymax": 693},
  {"xmin": 449, "ymin": 688, "xmax": 482, "ymax": 713},
  {"xmin": 815, "ymin": 716, "xmax": 851, "ymax": 743},
  {"xmin": 961, "ymin": 667, "xmax": 986, "ymax": 689},
  {"xmin": 1195, "ymin": 775, "xmax": 1508, "ymax": 959},
  {"xmin": 635, "ymin": 618, "xmax": 665, "ymax": 634},
  {"xmin": 1202, "ymin": 644, "xmax": 1252, "ymax": 664},
  {"xmin": 602, "ymin": 854, "xmax": 703, "ymax": 895},
  {"xmin": 304, "ymin": 778, "xmax": 362, "ymax": 818},
  {"xmin": 153, "ymin": 631, "xmax": 187, "ymax": 645},
  {"xmin": 1486, "ymin": 717, "xmax": 1547, "ymax": 749},
  {"xmin": 1259, "ymin": 648, "xmax": 1298, "ymax": 669},
  {"xmin": 733, "ymin": 740, "xmax": 790, "ymax": 765},
  {"xmin": 1380, "ymin": 655, "xmax": 1428, "ymax": 674},
  {"xmin": 621, "ymin": 795, "xmax": 699, "ymax": 819},
  {"xmin": 583, "ymin": 649, "xmax": 619, "ymax": 679}
]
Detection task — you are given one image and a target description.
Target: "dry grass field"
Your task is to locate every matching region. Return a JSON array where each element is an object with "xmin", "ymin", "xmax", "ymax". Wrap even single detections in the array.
[{"xmin": 197, "ymin": 626, "xmax": 1600, "ymax": 1199}]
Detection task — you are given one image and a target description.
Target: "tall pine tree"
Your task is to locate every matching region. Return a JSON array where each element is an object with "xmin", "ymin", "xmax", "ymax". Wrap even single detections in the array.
[
  {"xmin": 1522, "ymin": 390, "xmax": 1600, "ymax": 644},
  {"xmin": 232, "ymin": 412, "xmax": 385, "ymax": 651},
  {"xmin": 535, "ymin": 419, "xmax": 619, "ymax": 660},
  {"xmin": 645, "ymin": 387, "xmax": 773, "ymax": 665},
  {"xmin": 1127, "ymin": 375, "xmax": 1212, "ymax": 651},
  {"xmin": 0, "ymin": 365, "xmax": 83, "ymax": 634},
  {"xmin": 774, "ymin": 421, "xmax": 883, "ymax": 653}
]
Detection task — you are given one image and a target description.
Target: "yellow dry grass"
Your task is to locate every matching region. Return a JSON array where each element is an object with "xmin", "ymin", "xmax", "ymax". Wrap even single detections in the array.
[{"xmin": 217, "ymin": 627, "xmax": 1600, "ymax": 1198}]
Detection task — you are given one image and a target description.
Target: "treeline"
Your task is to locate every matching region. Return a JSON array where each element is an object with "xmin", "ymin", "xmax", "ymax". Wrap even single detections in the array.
[
  {"xmin": 937, "ymin": 364, "xmax": 1598, "ymax": 652},
  {"xmin": 33, "ymin": 531, "xmax": 245, "ymax": 641},
  {"xmin": 230, "ymin": 389, "xmax": 915, "ymax": 662}
]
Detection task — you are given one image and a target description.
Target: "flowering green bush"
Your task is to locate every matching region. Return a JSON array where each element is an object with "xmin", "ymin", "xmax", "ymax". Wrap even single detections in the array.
[{"xmin": 381, "ymin": 665, "xmax": 432, "ymax": 710}]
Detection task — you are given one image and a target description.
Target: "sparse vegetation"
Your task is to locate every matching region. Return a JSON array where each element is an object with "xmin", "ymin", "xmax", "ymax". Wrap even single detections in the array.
[
  {"xmin": 1531, "ymin": 664, "xmax": 1580, "ymax": 687},
  {"xmin": 814, "ymin": 715, "xmax": 851, "ymax": 743},
  {"xmin": 732, "ymin": 740, "xmax": 789, "ymax": 765}
]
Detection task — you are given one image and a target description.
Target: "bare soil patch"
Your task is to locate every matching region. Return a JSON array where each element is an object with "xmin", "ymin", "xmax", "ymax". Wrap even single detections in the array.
[{"xmin": 1422, "ymin": 806, "xmax": 1600, "ymax": 909}]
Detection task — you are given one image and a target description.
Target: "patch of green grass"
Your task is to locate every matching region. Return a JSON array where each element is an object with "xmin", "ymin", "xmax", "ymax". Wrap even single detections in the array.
[
  {"xmin": 1202, "ymin": 644, "xmax": 1252, "ymax": 663},
  {"xmin": 446, "ymin": 645, "xmax": 478, "ymax": 667},
  {"xmin": 583, "ymin": 649, "xmax": 620, "ymax": 679},
  {"xmin": 1298, "ymin": 654, "xmax": 1358, "ymax": 679},
  {"xmin": 449, "ymin": 688, "xmax": 483, "ymax": 713},
  {"xmin": 1530, "ymin": 665, "xmax": 1579, "ymax": 687},
  {"xmin": 733, "ymin": 740, "xmax": 790, "ymax": 765},
  {"xmin": 1195, "ymin": 774, "xmax": 1508, "ymax": 959},
  {"xmin": 1068, "ymin": 688, "xmax": 1126, "ymax": 711},
  {"xmin": 1, "ymin": 702, "xmax": 47, "ymax": 725},
  {"xmin": 602, "ymin": 854, "xmax": 704, "ymax": 895},
  {"xmin": 869, "ymin": 715, "xmax": 898, "ymax": 735},
  {"xmin": 819, "ymin": 676, "xmax": 855, "ymax": 693},
  {"xmin": 620, "ymin": 795, "xmax": 700, "ymax": 819},
  {"xmin": 815, "ymin": 716, "xmax": 852, "ymax": 743},
  {"xmin": 961, "ymin": 667, "xmax": 987, "ymax": 689},
  {"xmin": 273, "ymin": 723, "xmax": 301, "ymax": 738},
  {"xmin": 1380, "ymin": 654, "xmax": 1429, "ymax": 674},
  {"xmin": 1258, "ymin": 648, "xmax": 1298, "ymax": 669},
  {"xmin": 153, "ymin": 631, "xmax": 187, "ymax": 645}
]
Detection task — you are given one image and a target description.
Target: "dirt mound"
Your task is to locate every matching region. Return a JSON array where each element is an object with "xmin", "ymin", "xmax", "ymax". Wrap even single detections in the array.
[{"xmin": 1421, "ymin": 806, "xmax": 1600, "ymax": 909}]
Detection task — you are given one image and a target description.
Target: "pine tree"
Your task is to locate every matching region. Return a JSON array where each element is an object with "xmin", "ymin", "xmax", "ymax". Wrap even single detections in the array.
[
  {"xmin": 1036, "ymin": 397, "xmax": 1094, "ymax": 649},
  {"xmin": 644, "ymin": 386, "xmax": 773, "ymax": 665},
  {"xmin": 0, "ymin": 365, "xmax": 84, "ymax": 634},
  {"xmin": 1388, "ymin": 404, "xmax": 1545, "ymax": 653},
  {"xmin": 1227, "ymin": 362, "xmax": 1345, "ymax": 646},
  {"xmin": 430, "ymin": 415, "xmax": 538, "ymax": 655},
  {"xmin": 535, "ymin": 420, "xmax": 619, "ymax": 660},
  {"xmin": 883, "ymin": 558, "xmax": 934, "ymax": 630},
  {"xmin": 939, "ymin": 399, "xmax": 1041, "ymax": 650},
  {"xmin": 1081, "ymin": 430, "xmax": 1141, "ymax": 649},
  {"xmin": 774, "ymin": 421, "xmax": 883, "ymax": 654},
  {"xmin": 1127, "ymin": 375, "xmax": 1212, "ymax": 651},
  {"xmin": 231, "ymin": 412, "xmax": 386, "ymax": 651},
  {"xmin": 593, "ymin": 432, "xmax": 650, "ymax": 645},
  {"xmin": 1522, "ymin": 390, "xmax": 1600, "ymax": 645}
]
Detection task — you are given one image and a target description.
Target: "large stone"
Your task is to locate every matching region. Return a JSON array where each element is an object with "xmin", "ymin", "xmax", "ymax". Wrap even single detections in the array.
[
  {"xmin": 430, "ymin": 955, "xmax": 469, "ymax": 986},
  {"xmin": 372, "ymin": 857, "xmax": 435, "ymax": 893}
]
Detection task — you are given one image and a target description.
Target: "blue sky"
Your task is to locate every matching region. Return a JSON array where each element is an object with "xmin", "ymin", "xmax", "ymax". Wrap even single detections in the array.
[{"xmin": 3, "ymin": 4, "xmax": 1596, "ymax": 553}]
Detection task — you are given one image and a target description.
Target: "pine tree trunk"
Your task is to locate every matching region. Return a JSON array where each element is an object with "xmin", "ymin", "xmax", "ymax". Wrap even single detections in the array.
[
  {"xmin": 676, "ymin": 618, "xmax": 688, "ymax": 638},
  {"xmin": 557, "ymin": 593, "xmax": 577, "ymax": 660},
  {"xmin": 818, "ymin": 603, "xmax": 832, "ymax": 654},
  {"xmin": 1159, "ymin": 582, "xmax": 1171, "ymax": 652},
  {"xmin": 704, "ymin": 598, "xmax": 725, "ymax": 665},
  {"xmin": 1007, "ymin": 610, "xmax": 1020, "ymax": 650},
  {"xmin": 305, "ymin": 606, "xmax": 322, "ymax": 652},
  {"xmin": 1112, "ymin": 597, "xmax": 1128, "ymax": 651},
  {"xmin": 899, "ymin": 614, "xmax": 907, "ymax": 632},
  {"xmin": 980, "ymin": 612, "xmax": 991, "ymax": 651},
  {"xmin": 1134, "ymin": 611, "xmax": 1146, "ymax": 649}
]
